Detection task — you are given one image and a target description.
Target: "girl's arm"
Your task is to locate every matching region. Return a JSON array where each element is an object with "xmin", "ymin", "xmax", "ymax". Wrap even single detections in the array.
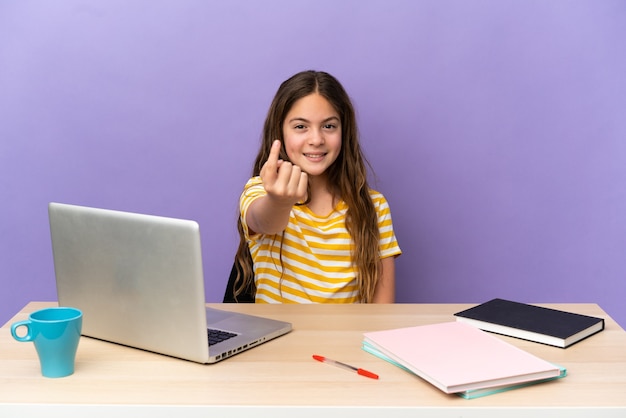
[
  {"xmin": 247, "ymin": 194, "xmax": 295, "ymax": 235},
  {"xmin": 372, "ymin": 256, "xmax": 396, "ymax": 303}
]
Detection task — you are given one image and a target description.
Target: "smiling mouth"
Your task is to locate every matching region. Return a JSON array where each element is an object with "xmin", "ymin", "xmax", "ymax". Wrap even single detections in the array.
[{"xmin": 304, "ymin": 153, "xmax": 326, "ymax": 158}]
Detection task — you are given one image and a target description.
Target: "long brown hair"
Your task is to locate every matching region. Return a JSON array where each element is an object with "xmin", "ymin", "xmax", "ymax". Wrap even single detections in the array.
[{"xmin": 233, "ymin": 70, "xmax": 380, "ymax": 302}]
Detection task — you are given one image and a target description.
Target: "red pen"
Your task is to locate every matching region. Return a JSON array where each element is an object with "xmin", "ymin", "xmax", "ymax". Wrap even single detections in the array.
[{"xmin": 312, "ymin": 354, "xmax": 379, "ymax": 380}]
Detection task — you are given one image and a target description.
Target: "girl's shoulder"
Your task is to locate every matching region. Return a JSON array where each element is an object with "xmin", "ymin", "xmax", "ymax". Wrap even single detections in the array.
[
  {"xmin": 366, "ymin": 189, "xmax": 394, "ymax": 214},
  {"xmin": 242, "ymin": 176, "xmax": 265, "ymax": 197},
  {"xmin": 245, "ymin": 176, "xmax": 263, "ymax": 188},
  {"xmin": 367, "ymin": 188, "xmax": 388, "ymax": 205}
]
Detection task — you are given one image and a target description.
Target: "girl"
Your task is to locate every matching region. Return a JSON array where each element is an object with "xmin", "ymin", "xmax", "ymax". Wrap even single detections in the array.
[{"xmin": 231, "ymin": 70, "xmax": 401, "ymax": 303}]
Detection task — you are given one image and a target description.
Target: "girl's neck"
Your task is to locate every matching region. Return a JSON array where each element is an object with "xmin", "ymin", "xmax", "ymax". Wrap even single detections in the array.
[{"xmin": 306, "ymin": 175, "xmax": 338, "ymax": 217}]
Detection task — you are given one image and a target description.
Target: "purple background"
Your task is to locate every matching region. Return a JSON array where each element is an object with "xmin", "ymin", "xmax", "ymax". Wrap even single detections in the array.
[{"xmin": 1, "ymin": 1, "xmax": 625, "ymax": 327}]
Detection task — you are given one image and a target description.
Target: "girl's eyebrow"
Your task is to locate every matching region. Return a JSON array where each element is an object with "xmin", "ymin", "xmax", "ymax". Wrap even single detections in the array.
[{"xmin": 288, "ymin": 116, "xmax": 340, "ymax": 124}]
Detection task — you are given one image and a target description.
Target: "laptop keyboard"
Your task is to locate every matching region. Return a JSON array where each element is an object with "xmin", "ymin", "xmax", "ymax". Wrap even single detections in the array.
[{"xmin": 208, "ymin": 328, "xmax": 237, "ymax": 346}]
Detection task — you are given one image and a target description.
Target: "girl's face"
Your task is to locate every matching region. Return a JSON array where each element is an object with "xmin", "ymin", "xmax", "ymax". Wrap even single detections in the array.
[{"xmin": 282, "ymin": 93, "xmax": 342, "ymax": 179}]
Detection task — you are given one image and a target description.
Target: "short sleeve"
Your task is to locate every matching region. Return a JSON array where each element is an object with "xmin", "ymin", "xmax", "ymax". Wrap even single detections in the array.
[
  {"xmin": 371, "ymin": 191, "xmax": 402, "ymax": 259},
  {"xmin": 239, "ymin": 176, "xmax": 266, "ymax": 239}
]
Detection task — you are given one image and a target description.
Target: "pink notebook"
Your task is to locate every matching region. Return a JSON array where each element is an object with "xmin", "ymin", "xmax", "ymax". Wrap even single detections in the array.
[{"xmin": 363, "ymin": 321, "xmax": 562, "ymax": 394}]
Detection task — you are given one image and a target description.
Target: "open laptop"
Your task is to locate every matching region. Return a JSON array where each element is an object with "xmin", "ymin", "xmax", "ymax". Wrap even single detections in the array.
[{"xmin": 48, "ymin": 202, "xmax": 292, "ymax": 364}]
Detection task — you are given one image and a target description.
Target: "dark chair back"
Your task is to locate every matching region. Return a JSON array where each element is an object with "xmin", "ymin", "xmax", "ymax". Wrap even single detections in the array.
[{"xmin": 222, "ymin": 261, "xmax": 255, "ymax": 303}]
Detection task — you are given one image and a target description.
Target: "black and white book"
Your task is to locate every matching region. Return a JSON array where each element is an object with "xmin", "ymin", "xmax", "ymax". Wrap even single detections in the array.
[{"xmin": 454, "ymin": 298, "xmax": 605, "ymax": 348}]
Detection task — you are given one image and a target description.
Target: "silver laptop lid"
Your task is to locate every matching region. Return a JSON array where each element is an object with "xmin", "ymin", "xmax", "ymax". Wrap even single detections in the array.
[{"xmin": 49, "ymin": 202, "xmax": 211, "ymax": 363}]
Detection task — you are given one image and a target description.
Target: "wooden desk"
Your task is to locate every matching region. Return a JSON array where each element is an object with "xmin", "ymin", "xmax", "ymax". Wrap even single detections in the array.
[{"xmin": 2, "ymin": 302, "xmax": 625, "ymax": 417}]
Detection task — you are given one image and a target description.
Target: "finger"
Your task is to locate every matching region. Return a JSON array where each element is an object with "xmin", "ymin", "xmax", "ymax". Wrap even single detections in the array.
[
  {"xmin": 287, "ymin": 164, "xmax": 302, "ymax": 191},
  {"xmin": 260, "ymin": 159, "xmax": 277, "ymax": 184},
  {"xmin": 266, "ymin": 140, "xmax": 282, "ymax": 167},
  {"xmin": 296, "ymin": 171, "xmax": 308, "ymax": 200},
  {"xmin": 260, "ymin": 142, "xmax": 283, "ymax": 183},
  {"xmin": 275, "ymin": 160, "xmax": 294, "ymax": 189}
]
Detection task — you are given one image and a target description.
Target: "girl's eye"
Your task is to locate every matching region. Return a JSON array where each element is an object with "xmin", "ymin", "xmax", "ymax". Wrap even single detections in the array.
[
  {"xmin": 324, "ymin": 124, "xmax": 337, "ymax": 130},
  {"xmin": 294, "ymin": 125, "xmax": 306, "ymax": 130}
]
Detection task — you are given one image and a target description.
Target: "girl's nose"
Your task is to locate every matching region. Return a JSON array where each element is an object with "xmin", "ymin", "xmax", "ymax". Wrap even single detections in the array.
[{"xmin": 308, "ymin": 128, "xmax": 325, "ymax": 145}]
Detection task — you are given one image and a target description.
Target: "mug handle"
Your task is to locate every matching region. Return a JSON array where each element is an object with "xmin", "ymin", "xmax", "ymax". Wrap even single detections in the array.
[{"xmin": 11, "ymin": 320, "xmax": 33, "ymax": 342}]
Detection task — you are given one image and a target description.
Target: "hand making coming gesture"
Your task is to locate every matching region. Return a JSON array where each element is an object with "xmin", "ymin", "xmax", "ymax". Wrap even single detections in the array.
[
  {"xmin": 260, "ymin": 140, "xmax": 308, "ymax": 207},
  {"xmin": 246, "ymin": 140, "xmax": 309, "ymax": 235}
]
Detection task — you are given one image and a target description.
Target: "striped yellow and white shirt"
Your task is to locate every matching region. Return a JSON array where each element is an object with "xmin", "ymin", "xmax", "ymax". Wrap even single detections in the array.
[{"xmin": 240, "ymin": 176, "xmax": 401, "ymax": 303}]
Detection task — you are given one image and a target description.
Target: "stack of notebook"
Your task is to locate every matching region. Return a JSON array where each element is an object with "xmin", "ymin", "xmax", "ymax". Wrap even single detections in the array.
[{"xmin": 362, "ymin": 321, "xmax": 566, "ymax": 399}]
